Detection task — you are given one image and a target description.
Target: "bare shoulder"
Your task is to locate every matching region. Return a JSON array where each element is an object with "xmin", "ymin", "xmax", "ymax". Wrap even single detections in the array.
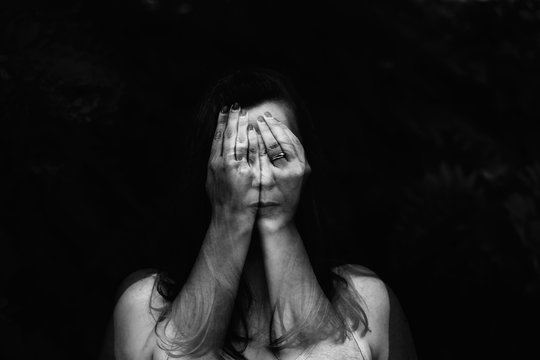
[
  {"xmin": 333, "ymin": 264, "xmax": 417, "ymax": 360},
  {"xmin": 334, "ymin": 264, "xmax": 387, "ymax": 300},
  {"xmin": 333, "ymin": 264, "xmax": 390, "ymax": 330},
  {"xmin": 113, "ymin": 269, "xmax": 166, "ymax": 360}
]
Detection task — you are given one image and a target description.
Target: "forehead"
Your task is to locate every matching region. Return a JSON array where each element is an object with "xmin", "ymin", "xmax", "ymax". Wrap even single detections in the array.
[{"xmin": 244, "ymin": 101, "xmax": 298, "ymax": 135}]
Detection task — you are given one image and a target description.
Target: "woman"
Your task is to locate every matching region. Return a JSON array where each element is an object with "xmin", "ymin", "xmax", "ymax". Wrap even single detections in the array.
[{"xmin": 107, "ymin": 69, "xmax": 417, "ymax": 360}]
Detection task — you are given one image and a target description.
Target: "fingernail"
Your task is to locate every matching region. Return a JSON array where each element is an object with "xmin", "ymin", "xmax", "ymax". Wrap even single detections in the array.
[
  {"xmin": 264, "ymin": 111, "xmax": 272, "ymax": 117},
  {"xmin": 257, "ymin": 115, "xmax": 265, "ymax": 122},
  {"xmin": 220, "ymin": 105, "xmax": 228, "ymax": 113},
  {"xmin": 231, "ymin": 102, "xmax": 240, "ymax": 111},
  {"xmin": 248, "ymin": 124, "xmax": 253, "ymax": 131},
  {"xmin": 240, "ymin": 109, "xmax": 247, "ymax": 116}
]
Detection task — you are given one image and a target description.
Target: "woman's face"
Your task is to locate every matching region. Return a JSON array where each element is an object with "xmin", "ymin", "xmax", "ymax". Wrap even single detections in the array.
[{"xmin": 243, "ymin": 100, "xmax": 303, "ymax": 217}]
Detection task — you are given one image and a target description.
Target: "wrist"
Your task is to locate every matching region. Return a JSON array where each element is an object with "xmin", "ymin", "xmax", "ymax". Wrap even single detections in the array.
[
  {"xmin": 257, "ymin": 217, "xmax": 296, "ymax": 235},
  {"xmin": 211, "ymin": 208, "xmax": 255, "ymax": 234}
]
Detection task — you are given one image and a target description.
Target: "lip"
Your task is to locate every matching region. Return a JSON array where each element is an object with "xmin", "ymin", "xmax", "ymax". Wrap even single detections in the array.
[
  {"xmin": 260, "ymin": 201, "xmax": 279, "ymax": 208},
  {"xmin": 249, "ymin": 202, "xmax": 279, "ymax": 208}
]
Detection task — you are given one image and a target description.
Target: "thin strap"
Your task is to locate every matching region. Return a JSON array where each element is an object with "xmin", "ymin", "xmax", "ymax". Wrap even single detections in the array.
[{"xmin": 350, "ymin": 331, "xmax": 369, "ymax": 360}]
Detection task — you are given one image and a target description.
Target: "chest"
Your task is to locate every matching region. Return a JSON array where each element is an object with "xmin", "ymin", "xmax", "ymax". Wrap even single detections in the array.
[{"xmin": 151, "ymin": 335, "xmax": 371, "ymax": 360}]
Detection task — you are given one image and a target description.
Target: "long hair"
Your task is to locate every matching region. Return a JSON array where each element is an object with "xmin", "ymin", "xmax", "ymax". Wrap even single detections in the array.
[{"xmin": 151, "ymin": 68, "xmax": 369, "ymax": 359}]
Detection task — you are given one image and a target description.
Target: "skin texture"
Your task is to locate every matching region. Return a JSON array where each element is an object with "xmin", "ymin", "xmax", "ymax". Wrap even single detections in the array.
[{"xmin": 108, "ymin": 101, "xmax": 417, "ymax": 360}]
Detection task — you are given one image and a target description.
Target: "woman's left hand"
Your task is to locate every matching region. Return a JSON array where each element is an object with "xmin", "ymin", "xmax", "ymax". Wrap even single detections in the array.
[{"xmin": 255, "ymin": 112, "xmax": 311, "ymax": 231}]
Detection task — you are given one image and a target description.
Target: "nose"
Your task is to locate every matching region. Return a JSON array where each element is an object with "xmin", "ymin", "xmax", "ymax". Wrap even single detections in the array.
[{"xmin": 255, "ymin": 167, "xmax": 276, "ymax": 189}]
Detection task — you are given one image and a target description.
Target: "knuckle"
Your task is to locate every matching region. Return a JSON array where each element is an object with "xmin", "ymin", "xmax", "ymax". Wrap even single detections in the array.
[
  {"xmin": 224, "ymin": 157, "xmax": 235, "ymax": 167},
  {"xmin": 282, "ymin": 144, "xmax": 294, "ymax": 154},
  {"xmin": 283, "ymin": 163, "xmax": 302, "ymax": 176},
  {"xmin": 237, "ymin": 144, "xmax": 247, "ymax": 152},
  {"xmin": 238, "ymin": 166, "xmax": 250, "ymax": 176},
  {"xmin": 209, "ymin": 159, "xmax": 223, "ymax": 171},
  {"xmin": 225, "ymin": 128, "xmax": 234, "ymax": 138}
]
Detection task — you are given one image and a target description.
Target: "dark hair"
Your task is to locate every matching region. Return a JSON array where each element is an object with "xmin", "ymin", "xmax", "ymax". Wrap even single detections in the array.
[{"xmin": 151, "ymin": 68, "xmax": 369, "ymax": 359}]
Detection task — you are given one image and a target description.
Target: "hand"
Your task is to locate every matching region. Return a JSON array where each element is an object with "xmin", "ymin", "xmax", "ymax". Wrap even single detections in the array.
[
  {"xmin": 206, "ymin": 104, "xmax": 261, "ymax": 222},
  {"xmin": 256, "ymin": 112, "xmax": 311, "ymax": 231}
]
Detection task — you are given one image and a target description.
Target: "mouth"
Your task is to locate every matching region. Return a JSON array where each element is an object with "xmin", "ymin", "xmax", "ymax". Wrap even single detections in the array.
[{"xmin": 260, "ymin": 201, "xmax": 279, "ymax": 208}]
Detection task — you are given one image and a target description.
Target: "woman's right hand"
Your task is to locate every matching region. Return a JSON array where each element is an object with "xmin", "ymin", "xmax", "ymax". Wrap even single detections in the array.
[{"xmin": 206, "ymin": 103, "xmax": 260, "ymax": 223}]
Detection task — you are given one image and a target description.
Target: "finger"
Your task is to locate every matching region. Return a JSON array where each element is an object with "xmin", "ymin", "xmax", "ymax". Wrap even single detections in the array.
[
  {"xmin": 257, "ymin": 132, "xmax": 273, "ymax": 176},
  {"xmin": 236, "ymin": 109, "xmax": 249, "ymax": 162},
  {"xmin": 263, "ymin": 112, "xmax": 297, "ymax": 161},
  {"xmin": 224, "ymin": 103, "xmax": 240, "ymax": 161},
  {"xmin": 282, "ymin": 124, "xmax": 306, "ymax": 164},
  {"xmin": 257, "ymin": 115, "xmax": 287, "ymax": 167},
  {"xmin": 210, "ymin": 105, "xmax": 229, "ymax": 160},
  {"xmin": 257, "ymin": 131, "xmax": 267, "ymax": 157},
  {"xmin": 247, "ymin": 123, "xmax": 259, "ymax": 168}
]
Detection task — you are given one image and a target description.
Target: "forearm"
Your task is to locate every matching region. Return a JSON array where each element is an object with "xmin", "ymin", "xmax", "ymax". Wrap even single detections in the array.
[
  {"xmin": 259, "ymin": 222, "xmax": 340, "ymax": 346},
  {"xmin": 167, "ymin": 213, "xmax": 253, "ymax": 356}
]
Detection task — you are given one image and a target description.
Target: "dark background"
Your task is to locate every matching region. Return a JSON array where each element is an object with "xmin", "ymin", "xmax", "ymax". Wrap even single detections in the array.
[{"xmin": 1, "ymin": 0, "xmax": 540, "ymax": 359}]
